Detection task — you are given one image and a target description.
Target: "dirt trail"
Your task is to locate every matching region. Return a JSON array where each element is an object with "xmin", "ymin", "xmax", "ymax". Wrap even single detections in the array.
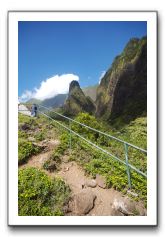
[
  {"xmin": 20, "ymin": 139, "xmax": 125, "ymax": 216},
  {"xmin": 20, "ymin": 139, "xmax": 60, "ymax": 170},
  {"xmin": 21, "ymin": 150, "xmax": 52, "ymax": 169},
  {"xmin": 21, "ymin": 156, "xmax": 121, "ymax": 215},
  {"xmin": 56, "ymin": 160, "xmax": 123, "ymax": 216}
]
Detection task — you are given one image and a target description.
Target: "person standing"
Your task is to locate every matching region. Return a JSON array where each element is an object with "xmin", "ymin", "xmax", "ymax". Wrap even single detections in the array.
[{"xmin": 31, "ymin": 104, "xmax": 38, "ymax": 117}]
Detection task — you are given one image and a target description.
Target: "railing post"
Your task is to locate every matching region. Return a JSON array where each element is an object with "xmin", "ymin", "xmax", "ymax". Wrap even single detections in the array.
[
  {"xmin": 69, "ymin": 120, "xmax": 72, "ymax": 151},
  {"xmin": 124, "ymin": 143, "xmax": 131, "ymax": 189}
]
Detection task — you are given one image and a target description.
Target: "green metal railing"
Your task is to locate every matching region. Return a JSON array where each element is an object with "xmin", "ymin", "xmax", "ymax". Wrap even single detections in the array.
[
  {"xmin": 19, "ymin": 104, "xmax": 147, "ymax": 189},
  {"xmin": 38, "ymin": 105, "xmax": 147, "ymax": 187}
]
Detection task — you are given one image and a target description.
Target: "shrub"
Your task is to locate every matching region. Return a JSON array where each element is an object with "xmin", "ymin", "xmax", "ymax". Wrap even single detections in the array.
[
  {"xmin": 18, "ymin": 139, "xmax": 41, "ymax": 164},
  {"xmin": 71, "ymin": 113, "xmax": 103, "ymax": 142},
  {"xmin": 18, "ymin": 167, "xmax": 70, "ymax": 216},
  {"xmin": 18, "ymin": 130, "xmax": 28, "ymax": 139}
]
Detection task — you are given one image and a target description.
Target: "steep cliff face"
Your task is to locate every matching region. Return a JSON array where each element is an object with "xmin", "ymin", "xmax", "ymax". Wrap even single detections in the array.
[
  {"xmin": 63, "ymin": 80, "xmax": 96, "ymax": 116},
  {"xmin": 96, "ymin": 37, "xmax": 147, "ymax": 123}
]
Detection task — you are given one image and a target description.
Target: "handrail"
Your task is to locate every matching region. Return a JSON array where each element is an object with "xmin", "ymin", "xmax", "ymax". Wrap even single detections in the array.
[
  {"xmin": 38, "ymin": 104, "xmax": 147, "ymax": 153},
  {"xmin": 39, "ymin": 110, "xmax": 147, "ymax": 178}
]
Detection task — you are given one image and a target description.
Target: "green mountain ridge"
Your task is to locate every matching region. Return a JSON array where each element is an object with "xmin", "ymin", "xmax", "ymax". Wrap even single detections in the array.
[{"xmin": 96, "ymin": 36, "xmax": 147, "ymax": 124}]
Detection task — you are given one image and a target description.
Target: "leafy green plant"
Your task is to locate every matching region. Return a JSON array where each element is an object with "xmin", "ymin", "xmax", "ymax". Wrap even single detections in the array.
[
  {"xmin": 18, "ymin": 167, "xmax": 71, "ymax": 216},
  {"xmin": 70, "ymin": 112, "xmax": 107, "ymax": 145}
]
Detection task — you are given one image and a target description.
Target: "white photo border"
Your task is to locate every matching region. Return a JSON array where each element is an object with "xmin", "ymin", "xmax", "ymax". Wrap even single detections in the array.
[{"xmin": 8, "ymin": 11, "xmax": 157, "ymax": 226}]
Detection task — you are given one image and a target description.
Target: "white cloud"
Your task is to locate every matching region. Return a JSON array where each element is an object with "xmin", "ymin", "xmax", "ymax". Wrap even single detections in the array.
[
  {"xmin": 99, "ymin": 70, "xmax": 106, "ymax": 84},
  {"xmin": 19, "ymin": 90, "xmax": 35, "ymax": 101},
  {"xmin": 20, "ymin": 73, "xmax": 79, "ymax": 102}
]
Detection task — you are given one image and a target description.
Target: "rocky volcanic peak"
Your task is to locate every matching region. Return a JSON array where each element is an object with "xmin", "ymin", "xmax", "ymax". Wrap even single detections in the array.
[
  {"xmin": 63, "ymin": 80, "xmax": 96, "ymax": 116},
  {"xmin": 96, "ymin": 36, "xmax": 147, "ymax": 123},
  {"xmin": 69, "ymin": 80, "xmax": 80, "ymax": 93}
]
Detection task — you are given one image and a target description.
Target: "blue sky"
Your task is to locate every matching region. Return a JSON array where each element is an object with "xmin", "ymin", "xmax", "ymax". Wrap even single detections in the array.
[{"xmin": 18, "ymin": 21, "xmax": 147, "ymax": 101}]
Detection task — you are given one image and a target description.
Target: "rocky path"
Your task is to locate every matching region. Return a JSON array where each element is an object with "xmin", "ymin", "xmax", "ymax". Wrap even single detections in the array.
[
  {"xmin": 20, "ymin": 139, "xmax": 60, "ymax": 168},
  {"xmin": 20, "ymin": 139, "xmax": 146, "ymax": 216},
  {"xmin": 56, "ymin": 160, "xmax": 121, "ymax": 215}
]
